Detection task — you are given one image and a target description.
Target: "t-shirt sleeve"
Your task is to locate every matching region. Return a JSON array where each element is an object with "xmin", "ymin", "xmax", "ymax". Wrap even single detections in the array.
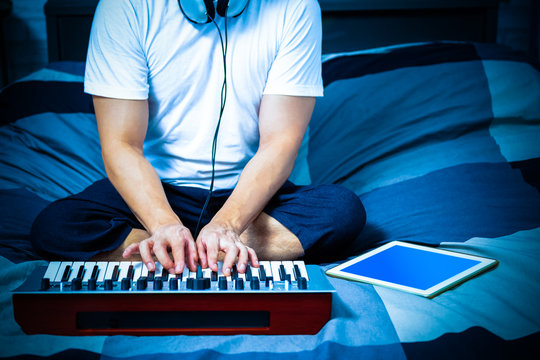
[
  {"xmin": 263, "ymin": 0, "xmax": 324, "ymax": 97},
  {"xmin": 84, "ymin": 0, "xmax": 149, "ymax": 100}
]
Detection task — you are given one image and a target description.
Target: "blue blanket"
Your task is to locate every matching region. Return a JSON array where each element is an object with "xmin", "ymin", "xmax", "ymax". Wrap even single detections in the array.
[{"xmin": 1, "ymin": 42, "xmax": 539, "ymax": 359}]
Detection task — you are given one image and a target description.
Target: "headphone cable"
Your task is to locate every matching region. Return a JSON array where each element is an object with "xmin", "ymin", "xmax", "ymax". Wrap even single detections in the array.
[{"xmin": 194, "ymin": 14, "xmax": 228, "ymax": 238}]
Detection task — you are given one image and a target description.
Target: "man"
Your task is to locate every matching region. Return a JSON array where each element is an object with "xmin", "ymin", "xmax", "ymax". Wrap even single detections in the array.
[{"xmin": 31, "ymin": 0, "xmax": 365, "ymax": 276}]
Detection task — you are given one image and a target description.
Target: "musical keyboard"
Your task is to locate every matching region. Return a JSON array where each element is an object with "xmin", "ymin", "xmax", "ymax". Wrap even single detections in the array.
[{"xmin": 12, "ymin": 260, "xmax": 335, "ymax": 336}]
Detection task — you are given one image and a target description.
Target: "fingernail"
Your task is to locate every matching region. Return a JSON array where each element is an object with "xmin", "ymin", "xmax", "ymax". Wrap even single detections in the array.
[
  {"xmin": 225, "ymin": 268, "xmax": 231, "ymax": 276},
  {"xmin": 146, "ymin": 263, "xmax": 154, "ymax": 271},
  {"xmin": 238, "ymin": 264, "xmax": 246, "ymax": 272}
]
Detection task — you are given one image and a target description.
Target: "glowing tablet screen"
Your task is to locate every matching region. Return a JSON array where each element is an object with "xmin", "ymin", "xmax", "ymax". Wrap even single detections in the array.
[{"xmin": 326, "ymin": 241, "xmax": 497, "ymax": 297}]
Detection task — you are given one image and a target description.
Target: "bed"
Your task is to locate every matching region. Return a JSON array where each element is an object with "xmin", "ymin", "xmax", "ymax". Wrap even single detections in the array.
[{"xmin": 1, "ymin": 1, "xmax": 540, "ymax": 359}]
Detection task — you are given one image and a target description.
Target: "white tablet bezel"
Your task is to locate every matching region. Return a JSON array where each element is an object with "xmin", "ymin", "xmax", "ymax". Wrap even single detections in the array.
[{"xmin": 326, "ymin": 241, "xmax": 498, "ymax": 298}]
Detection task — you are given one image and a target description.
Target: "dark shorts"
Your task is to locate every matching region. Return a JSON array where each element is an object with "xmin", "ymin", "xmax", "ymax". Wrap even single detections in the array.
[{"xmin": 30, "ymin": 179, "xmax": 366, "ymax": 262}]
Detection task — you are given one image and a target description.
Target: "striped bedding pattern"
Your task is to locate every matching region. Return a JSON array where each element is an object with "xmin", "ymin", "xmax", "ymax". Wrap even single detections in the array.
[{"xmin": 1, "ymin": 42, "xmax": 539, "ymax": 359}]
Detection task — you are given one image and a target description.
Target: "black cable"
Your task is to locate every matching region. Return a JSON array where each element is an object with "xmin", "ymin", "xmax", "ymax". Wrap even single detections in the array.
[{"xmin": 194, "ymin": 13, "xmax": 228, "ymax": 238}]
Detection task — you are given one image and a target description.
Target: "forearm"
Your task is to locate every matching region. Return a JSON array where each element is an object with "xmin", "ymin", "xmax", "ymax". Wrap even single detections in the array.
[
  {"xmin": 211, "ymin": 139, "xmax": 298, "ymax": 234},
  {"xmin": 102, "ymin": 142, "xmax": 181, "ymax": 234}
]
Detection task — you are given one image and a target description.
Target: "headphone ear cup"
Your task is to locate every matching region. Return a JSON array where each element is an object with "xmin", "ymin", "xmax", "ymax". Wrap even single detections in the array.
[
  {"xmin": 216, "ymin": 0, "xmax": 249, "ymax": 18},
  {"xmin": 178, "ymin": 0, "xmax": 216, "ymax": 24}
]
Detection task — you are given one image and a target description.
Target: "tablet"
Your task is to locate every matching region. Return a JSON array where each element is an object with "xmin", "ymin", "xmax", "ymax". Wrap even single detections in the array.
[{"xmin": 326, "ymin": 241, "xmax": 498, "ymax": 298}]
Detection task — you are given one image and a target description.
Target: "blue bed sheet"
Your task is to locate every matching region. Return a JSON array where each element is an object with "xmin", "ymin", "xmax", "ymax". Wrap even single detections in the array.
[{"xmin": 1, "ymin": 42, "xmax": 539, "ymax": 359}]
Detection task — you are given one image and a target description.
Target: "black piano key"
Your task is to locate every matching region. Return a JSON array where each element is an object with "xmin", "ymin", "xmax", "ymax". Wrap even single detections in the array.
[
  {"xmin": 121, "ymin": 278, "xmax": 131, "ymax": 290},
  {"xmin": 88, "ymin": 278, "xmax": 97, "ymax": 291},
  {"xmin": 169, "ymin": 278, "xmax": 178, "ymax": 290},
  {"xmin": 196, "ymin": 265, "xmax": 203, "ymax": 279},
  {"xmin": 61, "ymin": 265, "xmax": 71, "ymax": 282},
  {"xmin": 259, "ymin": 266, "xmax": 266, "ymax": 282},
  {"xmin": 250, "ymin": 276, "xmax": 259, "ymax": 290},
  {"xmin": 127, "ymin": 265, "xmax": 134, "ymax": 280},
  {"xmin": 90, "ymin": 265, "xmax": 99, "ymax": 280},
  {"xmin": 293, "ymin": 264, "xmax": 302, "ymax": 281},
  {"xmin": 76, "ymin": 265, "xmax": 85, "ymax": 279},
  {"xmin": 147, "ymin": 271, "xmax": 155, "ymax": 280},
  {"xmin": 161, "ymin": 267, "xmax": 169, "ymax": 281},
  {"xmin": 265, "ymin": 276, "xmax": 273, "ymax": 287},
  {"xmin": 154, "ymin": 277, "xmax": 163, "ymax": 290},
  {"xmin": 285, "ymin": 274, "xmax": 291, "ymax": 282},
  {"xmin": 232, "ymin": 265, "xmax": 238, "ymax": 279},
  {"xmin": 104, "ymin": 279, "xmax": 113, "ymax": 290},
  {"xmin": 137, "ymin": 277, "xmax": 147, "ymax": 290},
  {"xmin": 71, "ymin": 278, "xmax": 82, "ymax": 291},
  {"xmin": 235, "ymin": 278, "xmax": 244, "ymax": 290},
  {"xmin": 186, "ymin": 277, "xmax": 194, "ymax": 289},
  {"xmin": 112, "ymin": 265, "xmax": 120, "ymax": 281},
  {"xmin": 245, "ymin": 265, "xmax": 252, "ymax": 281},
  {"xmin": 211, "ymin": 271, "xmax": 218, "ymax": 282},
  {"xmin": 192, "ymin": 278, "xmax": 211, "ymax": 290},
  {"xmin": 279, "ymin": 265, "xmax": 287, "ymax": 281},
  {"xmin": 218, "ymin": 276, "xmax": 228, "ymax": 290},
  {"xmin": 298, "ymin": 277, "xmax": 307, "ymax": 290},
  {"xmin": 40, "ymin": 278, "xmax": 50, "ymax": 290}
]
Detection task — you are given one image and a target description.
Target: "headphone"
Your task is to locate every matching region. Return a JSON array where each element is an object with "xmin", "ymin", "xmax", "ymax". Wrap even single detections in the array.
[{"xmin": 178, "ymin": 0, "xmax": 250, "ymax": 24}]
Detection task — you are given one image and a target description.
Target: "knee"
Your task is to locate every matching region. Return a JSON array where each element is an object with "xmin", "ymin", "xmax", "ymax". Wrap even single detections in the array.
[
  {"xmin": 30, "ymin": 200, "xmax": 69, "ymax": 258},
  {"xmin": 304, "ymin": 185, "xmax": 366, "ymax": 261}
]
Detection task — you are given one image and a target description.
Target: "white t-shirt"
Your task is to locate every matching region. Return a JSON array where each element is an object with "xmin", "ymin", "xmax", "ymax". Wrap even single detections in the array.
[{"xmin": 85, "ymin": 0, "xmax": 323, "ymax": 190}]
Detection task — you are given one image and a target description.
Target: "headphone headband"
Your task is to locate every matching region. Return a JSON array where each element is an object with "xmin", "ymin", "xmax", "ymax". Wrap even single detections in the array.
[{"xmin": 178, "ymin": 0, "xmax": 250, "ymax": 24}]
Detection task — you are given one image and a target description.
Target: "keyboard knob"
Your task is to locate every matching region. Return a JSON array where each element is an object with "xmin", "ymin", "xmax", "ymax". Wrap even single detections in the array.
[
  {"xmin": 87, "ymin": 278, "xmax": 97, "ymax": 291},
  {"xmin": 298, "ymin": 277, "xmax": 307, "ymax": 290},
  {"xmin": 218, "ymin": 276, "xmax": 228, "ymax": 290},
  {"xmin": 104, "ymin": 279, "xmax": 113, "ymax": 291},
  {"xmin": 169, "ymin": 278, "xmax": 178, "ymax": 290},
  {"xmin": 40, "ymin": 278, "xmax": 50, "ymax": 290},
  {"xmin": 121, "ymin": 278, "xmax": 131, "ymax": 290},
  {"xmin": 235, "ymin": 278, "xmax": 244, "ymax": 290},
  {"xmin": 71, "ymin": 278, "xmax": 82, "ymax": 291},
  {"xmin": 193, "ymin": 278, "xmax": 211, "ymax": 290},
  {"xmin": 137, "ymin": 277, "xmax": 147, "ymax": 290},
  {"xmin": 250, "ymin": 277, "xmax": 260, "ymax": 290},
  {"xmin": 154, "ymin": 278, "xmax": 163, "ymax": 290}
]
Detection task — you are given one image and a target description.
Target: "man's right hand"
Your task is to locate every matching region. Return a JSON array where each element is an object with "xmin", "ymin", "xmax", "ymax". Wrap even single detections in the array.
[{"xmin": 122, "ymin": 224, "xmax": 198, "ymax": 274}]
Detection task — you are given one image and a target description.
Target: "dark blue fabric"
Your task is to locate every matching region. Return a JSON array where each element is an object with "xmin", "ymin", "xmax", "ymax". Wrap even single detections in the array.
[
  {"xmin": 0, "ymin": 81, "xmax": 94, "ymax": 125},
  {"xmin": 322, "ymin": 42, "xmax": 481, "ymax": 87},
  {"xmin": 0, "ymin": 188, "xmax": 48, "ymax": 262},
  {"xmin": 46, "ymin": 61, "xmax": 86, "ymax": 76},
  {"xmin": 354, "ymin": 162, "xmax": 540, "ymax": 251},
  {"xmin": 30, "ymin": 179, "xmax": 365, "ymax": 262}
]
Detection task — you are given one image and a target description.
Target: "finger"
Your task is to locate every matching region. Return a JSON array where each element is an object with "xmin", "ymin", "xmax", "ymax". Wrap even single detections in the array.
[
  {"xmin": 153, "ymin": 241, "xmax": 174, "ymax": 270},
  {"xmin": 170, "ymin": 236, "xmax": 185, "ymax": 274},
  {"xmin": 221, "ymin": 244, "xmax": 239, "ymax": 277},
  {"xmin": 197, "ymin": 235, "xmax": 208, "ymax": 269},
  {"xmin": 246, "ymin": 246, "xmax": 259, "ymax": 268},
  {"xmin": 122, "ymin": 243, "xmax": 140, "ymax": 258},
  {"xmin": 139, "ymin": 240, "xmax": 155, "ymax": 272},
  {"xmin": 235, "ymin": 242, "xmax": 249, "ymax": 273},
  {"xmin": 205, "ymin": 233, "xmax": 220, "ymax": 273},
  {"xmin": 179, "ymin": 228, "xmax": 198, "ymax": 272}
]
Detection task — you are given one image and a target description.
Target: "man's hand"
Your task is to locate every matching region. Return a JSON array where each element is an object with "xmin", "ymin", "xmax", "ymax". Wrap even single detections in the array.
[
  {"xmin": 122, "ymin": 224, "xmax": 198, "ymax": 274},
  {"xmin": 197, "ymin": 222, "xmax": 259, "ymax": 276}
]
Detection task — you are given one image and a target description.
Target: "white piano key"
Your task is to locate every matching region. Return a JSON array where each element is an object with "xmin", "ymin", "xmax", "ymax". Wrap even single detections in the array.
[
  {"xmin": 54, "ymin": 261, "xmax": 73, "ymax": 283},
  {"xmin": 250, "ymin": 265, "xmax": 260, "ymax": 279},
  {"xmin": 181, "ymin": 266, "xmax": 190, "ymax": 282},
  {"xmin": 259, "ymin": 261, "xmax": 272, "ymax": 278},
  {"xmin": 104, "ymin": 262, "xmax": 120, "ymax": 280},
  {"xmin": 68, "ymin": 261, "xmax": 85, "ymax": 282},
  {"xmin": 154, "ymin": 262, "xmax": 164, "ymax": 278},
  {"xmin": 270, "ymin": 261, "xmax": 282, "ymax": 281},
  {"xmin": 95, "ymin": 262, "xmax": 108, "ymax": 283},
  {"xmin": 82, "ymin": 262, "xmax": 96, "ymax": 282},
  {"xmin": 131, "ymin": 262, "xmax": 143, "ymax": 281},
  {"xmin": 43, "ymin": 261, "xmax": 61, "ymax": 281},
  {"xmin": 282, "ymin": 261, "xmax": 295, "ymax": 280},
  {"xmin": 118, "ymin": 261, "xmax": 132, "ymax": 280},
  {"xmin": 202, "ymin": 268, "xmax": 212, "ymax": 279},
  {"xmin": 293, "ymin": 260, "xmax": 309, "ymax": 281}
]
